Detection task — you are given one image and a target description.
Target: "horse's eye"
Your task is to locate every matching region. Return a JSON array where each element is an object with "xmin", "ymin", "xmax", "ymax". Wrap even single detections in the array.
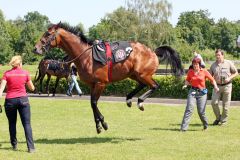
[
  {"xmin": 45, "ymin": 32, "xmax": 51, "ymax": 36},
  {"xmin": 41, "ymin": 39, "xmax": 46, "ymax": 44}
]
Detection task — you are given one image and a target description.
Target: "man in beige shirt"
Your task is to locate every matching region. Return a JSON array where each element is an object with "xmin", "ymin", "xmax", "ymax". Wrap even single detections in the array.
[{"xmin": 210, "ymin": 49, "xmax": 238, "ymax": 125}]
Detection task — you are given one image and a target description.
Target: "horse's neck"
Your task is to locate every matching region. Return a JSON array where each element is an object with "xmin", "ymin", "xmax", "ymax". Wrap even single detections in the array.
[{"xmin": 59, "ymin": 30, "xmax": 89, "ymax": 57}]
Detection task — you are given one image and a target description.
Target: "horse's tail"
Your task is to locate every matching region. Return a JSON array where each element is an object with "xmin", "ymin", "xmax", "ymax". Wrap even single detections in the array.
[{"xmin": 155, "ymin": 46, "xmax": 184, "ymax": 76}]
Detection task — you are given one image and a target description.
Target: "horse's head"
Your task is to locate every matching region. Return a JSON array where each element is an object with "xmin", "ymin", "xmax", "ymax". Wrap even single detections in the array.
[{"xmin": 33, "ymin": 24, "xmax": 60, "ymax": 55}]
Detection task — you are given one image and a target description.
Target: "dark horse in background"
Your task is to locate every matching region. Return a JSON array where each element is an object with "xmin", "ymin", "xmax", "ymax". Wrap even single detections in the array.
[
  {"xmin": 33, "ymin": 23, "xmax": 184, "ymax": 133},
  {"xmin": 34, "ymin": 59, "xmax": 71, "ymax": 96}
]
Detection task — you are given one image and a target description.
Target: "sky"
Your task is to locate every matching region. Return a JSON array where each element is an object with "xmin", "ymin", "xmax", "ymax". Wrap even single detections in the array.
[{"xmin": 0, "ymin": 0, "xmax": 239, "ymax": 30}]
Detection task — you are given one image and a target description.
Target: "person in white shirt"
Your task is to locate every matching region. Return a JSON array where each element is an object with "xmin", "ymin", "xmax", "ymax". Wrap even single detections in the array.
[
  {"xmin": 189, "ymin": 51, "xmax": 206, "ymax": 69},
  {"xmin": 193, "ymin": 50, "xmax": 205, "ymax": 68}
]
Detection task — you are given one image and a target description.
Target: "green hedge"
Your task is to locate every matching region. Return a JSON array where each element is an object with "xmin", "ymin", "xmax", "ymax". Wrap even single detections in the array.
[{"xmin": 33, "ymin": 76, "xmax": 240, "ymax": 101}]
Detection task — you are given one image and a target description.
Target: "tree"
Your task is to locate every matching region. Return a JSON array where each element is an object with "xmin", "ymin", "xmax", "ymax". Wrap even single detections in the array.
[
  {"xmin": 89, "ymin": 0, "xmax": 174, "ymax": 49},
  {"xmin": 0, "ymin": 10, "xmax": 14, "ymax": 64},
  {"xmin": 16, "ymin": 11, "xmax": 50, "ymax": 64},
  {"xmin": 211, "ymin": 18, "xmax": 240, "ymax": 54},
  {"xmin": 89, "ymin": 7, "xmax": 140, "ymax": 41},
  {"xmin": 176, "ymin": 10, "xmax": 214, "ymax": 49},
  {"xmin": 126, "ymin": 0, "xmax": 174, "ymax": 48}
]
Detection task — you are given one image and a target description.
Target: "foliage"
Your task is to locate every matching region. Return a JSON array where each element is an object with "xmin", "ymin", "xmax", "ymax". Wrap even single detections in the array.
[
  {"xmin": 176, "ymin": 10, "xmax": 214, "ymax": 50},
  {"xmin": 0, "ymin": 10, "xmax": 15, "ymax": 64},
  {"xmin": 211, "ymin": 18, "xmax": 240, "ymax": 54},
  {"xmin": 89, "ymin": 0, "xmax": 174, "ymax": 49}
]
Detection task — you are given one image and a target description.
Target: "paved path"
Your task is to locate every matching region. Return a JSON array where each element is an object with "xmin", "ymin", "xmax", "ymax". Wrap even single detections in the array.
[{"xmin": 28, "ymin": 93, "xmax": 240, "ymax": 107}]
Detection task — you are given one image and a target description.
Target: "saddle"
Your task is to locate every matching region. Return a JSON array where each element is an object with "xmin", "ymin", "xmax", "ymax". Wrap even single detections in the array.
[
  {"xmin": 92, "ymin": 41, "xmax": 133, "ymax": 65},
  {"xmin": 47, "ymin": 61, "xmax": 64, "ymax": 73}
]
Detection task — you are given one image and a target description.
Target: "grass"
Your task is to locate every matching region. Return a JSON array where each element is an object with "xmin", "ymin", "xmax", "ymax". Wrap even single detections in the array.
[{"xmin": 0, "ymin": 98, "xmax": 240, "ymax": 160}]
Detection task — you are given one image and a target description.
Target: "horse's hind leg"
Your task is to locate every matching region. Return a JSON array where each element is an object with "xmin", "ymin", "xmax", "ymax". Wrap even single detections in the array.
[
  {"xmin": 91, "ymin": 82, "xmax": 108, "ymax": 134},
  {"xmin": 137, "ymin": 77, "xmax": 159, "ymax": 111},
  {"xmin": 52, "ymin": 77, "xmax": 60, "ymax": 97},
  {"xmin": 39, "ymin": 75, "xmax": 45, "ymax": 95},
  {"xmin": 46, "ymin": 74, "xmax": 51, "ymax": 96},
  {"xmin": 126, "ymin": 83, "xmax": 146, "ymax": 107}
]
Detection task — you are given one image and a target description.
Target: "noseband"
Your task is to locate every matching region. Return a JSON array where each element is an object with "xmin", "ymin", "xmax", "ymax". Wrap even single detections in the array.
[{"xmin": 42, "ymin": 31, "xmax": 58, "ymax": 52}]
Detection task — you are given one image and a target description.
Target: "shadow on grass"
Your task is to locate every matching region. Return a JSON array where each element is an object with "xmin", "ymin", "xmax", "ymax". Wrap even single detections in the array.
[
  {"xmin": 34, "ymin": 137, "xmax": 141, "ymax": 144},
  {"xmin": 0, "ymin": 137, "xmax": 141, "ymax": 145},
  {"xmin": 169, "ymin": 123, "xmax": 202, "ymax": 127},
  {"xmin": 150, "ymin": 123, "xmax": 202, "ymax": 132},
  {"xmin": 150, "ymin": 127, "xmax": 198, "ymax": 132}
]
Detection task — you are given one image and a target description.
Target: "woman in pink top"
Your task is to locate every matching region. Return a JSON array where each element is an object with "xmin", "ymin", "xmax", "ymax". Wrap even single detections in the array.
[{"xmin": 0, "ymin": 56, "xmax": 35, "ymax": 153}]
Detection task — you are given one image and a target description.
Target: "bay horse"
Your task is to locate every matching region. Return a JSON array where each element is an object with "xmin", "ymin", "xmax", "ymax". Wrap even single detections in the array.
[
  {"xmin": 34, "ymin": 59, "xmax": 71, "ymax": 96},
  {"xmin": 33, "ymin": 23, "xmax": 184, "ymax": 134}
]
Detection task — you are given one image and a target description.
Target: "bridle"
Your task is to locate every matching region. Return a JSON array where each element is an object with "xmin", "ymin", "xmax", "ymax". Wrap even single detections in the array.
[{"xmin": 41, "ymin": 30, "xmax": 58, "ymax": 53}]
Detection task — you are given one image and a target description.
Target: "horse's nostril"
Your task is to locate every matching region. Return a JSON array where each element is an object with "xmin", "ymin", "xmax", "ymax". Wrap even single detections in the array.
[{"xmin": 32, "ymin": 48, "xmax": 39, "ymax": 54}]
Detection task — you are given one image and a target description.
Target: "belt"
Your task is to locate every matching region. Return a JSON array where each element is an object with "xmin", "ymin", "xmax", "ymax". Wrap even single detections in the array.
[
  {"xmin": 217, "ymin": 82, "xmax": 231, "ymax": 86},
  {"xmin": 191, "ymin": 87, "xmax": 201, "ymax": 91},
  {"xmin": 191, "ymin": 87, "xmax": 208, "ymax": 95}
]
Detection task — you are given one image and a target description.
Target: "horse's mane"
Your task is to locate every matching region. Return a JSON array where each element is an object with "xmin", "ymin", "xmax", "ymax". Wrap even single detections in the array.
[{"xmin": 55, "ymin": 22, "xmax": 94, "ymax": 45}]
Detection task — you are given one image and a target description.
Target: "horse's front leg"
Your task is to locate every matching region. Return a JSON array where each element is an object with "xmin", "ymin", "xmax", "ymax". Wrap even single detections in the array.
[{"xmin": 91, "ymin": 82, "xmax": 108, "ymax": 134}]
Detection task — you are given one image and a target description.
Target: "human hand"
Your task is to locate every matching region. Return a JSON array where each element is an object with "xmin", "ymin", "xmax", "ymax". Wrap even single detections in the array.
[
  {"xmin": 224, "ymin": 77, "xmax": 230, "ymax": 83},
  {"xmin": 182, "ymin": 85, "xmax": 187, "ymax": 90},
  {"xmin": 214, "ymin": 87, "xmax": 219, "ymax": 92}
]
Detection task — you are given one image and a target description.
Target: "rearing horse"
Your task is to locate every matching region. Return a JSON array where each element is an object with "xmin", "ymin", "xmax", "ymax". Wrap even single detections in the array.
[{"xmin": 33, "ymin": 23, "xmax": 184, "ymax": 134}]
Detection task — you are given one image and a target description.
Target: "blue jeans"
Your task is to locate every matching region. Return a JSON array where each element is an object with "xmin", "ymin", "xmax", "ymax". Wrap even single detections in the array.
[
  {"xmin": 181, "ymin": 89, "xmax": 208, "ymax": 131},
  {"xmin": 4, "ymin": 96, "xmax": 35, "ymax": 150},
  {"xmin": 67, "ymin": 75, "xmax": 82, "ymax": 95}
]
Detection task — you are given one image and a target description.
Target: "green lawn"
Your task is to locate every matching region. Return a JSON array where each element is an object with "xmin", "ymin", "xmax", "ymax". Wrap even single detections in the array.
[{"xmin": 0, "ymin": 98, "xmax": 240, "ymax": 160}]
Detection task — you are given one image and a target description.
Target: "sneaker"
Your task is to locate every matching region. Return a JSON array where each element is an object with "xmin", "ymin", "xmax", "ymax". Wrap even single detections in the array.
[
  {"xmin": 66, "ymin": 92, "xmax": 72, "ymax": 97},
  {"xmin": 219, "ymin": 121, "xmax": 227, "ymax": 126},
  {"xmin": 180, "ymin": 129, "xmax": 186, "ymax": 132},
  {"xmin": 213, "ymin": 119, "xmax": 220, "ymax": 125},
  {"xmin": 28, "ymin": 148, "xmax": 35, "ymax": 153}
]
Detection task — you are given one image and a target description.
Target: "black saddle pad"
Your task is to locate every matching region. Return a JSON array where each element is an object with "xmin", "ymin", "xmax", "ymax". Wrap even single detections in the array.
[
  {"xmin": 47, "ymin": 61, "xmax": 64, "ymax": 72},
  {"xmin": 92, "ymin": 41, "xmax": 133, "ymax": 65}
]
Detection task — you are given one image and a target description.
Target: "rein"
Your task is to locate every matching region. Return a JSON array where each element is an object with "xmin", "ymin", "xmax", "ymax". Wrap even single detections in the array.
[
  {"xmin": 64, "ymin": 46, "xmax": 93, "ymax": 64},
  {"xmin": 45, "ymin": 30, "xmax": 94, "ymax": 65}
]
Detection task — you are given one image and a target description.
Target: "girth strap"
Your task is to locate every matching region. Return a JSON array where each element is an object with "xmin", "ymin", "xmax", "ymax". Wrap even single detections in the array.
[{"xmin": 105, "ymin": 42, "xmax": 112, "ymax": 82}]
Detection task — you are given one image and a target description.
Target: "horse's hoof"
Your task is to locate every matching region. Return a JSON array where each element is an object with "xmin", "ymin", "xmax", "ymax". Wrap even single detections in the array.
[
  {"xmin": 137, "ymin": 102, "xmax": 144, "ymax": 111},
  {"xmin": 126, "ymin": 99, "xmax": 132, "ymax": 107},
  {"xmin": 96, "ymin": 126, "xmax": 102, "ymax": 134},
  {"xmin": 102, "ymin": 122, "xmax": 108, "ymax": 130}
]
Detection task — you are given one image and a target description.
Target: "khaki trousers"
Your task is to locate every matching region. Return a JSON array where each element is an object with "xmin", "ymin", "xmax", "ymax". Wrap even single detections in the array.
[{"xmin": 211, "ymin": 83, "xmax": 232, "ymax": 123}]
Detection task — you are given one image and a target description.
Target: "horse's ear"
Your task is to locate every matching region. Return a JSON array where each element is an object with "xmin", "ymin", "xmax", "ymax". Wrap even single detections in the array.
[
  {"xmin": 55, "ymin": 21, "xmax": 61, "ymax": 28},
  {"xmin": 48, "ymin": 23, "xmax": 59, "ymax": 32},
  {"xmin": 53, "ymin": 24, "xmax": 59, "ymax": 29}
]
